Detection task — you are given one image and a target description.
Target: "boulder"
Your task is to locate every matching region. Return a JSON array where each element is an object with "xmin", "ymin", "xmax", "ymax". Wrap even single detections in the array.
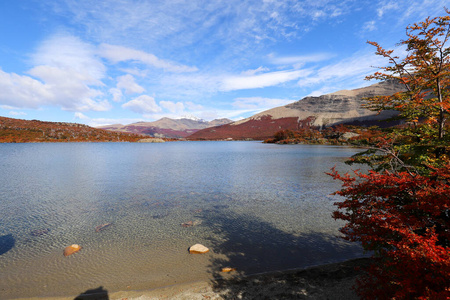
[
  {"xmin": 221, "ymin": 267, "xmax": 236, "ymax": 273},
  {"xmin": 340, "ymin": 132, "xmax": 360, "ymax": 141},
  {"xmin": 189, "ymin": 244, "xmax": 209, "ymax": 254},
  {"xmin": 64, "ymin": 244, "xmax": 82, "ymax": 256},
  {"xmin": 137, "ymin": 138, "xmax": 165, "ymax": 143}
]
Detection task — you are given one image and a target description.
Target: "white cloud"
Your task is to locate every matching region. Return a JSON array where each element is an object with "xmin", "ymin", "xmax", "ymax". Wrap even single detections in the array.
[
  {"xmin": 109, "ymin": 88, "xmax": 123, "ymax": 102},
  {"xmin": 232, "ymin": 97, "xmax": 296, "ymax": 109},
  {"xmin": 297, "ymin": 51, "xmax": 387, "ymax": 88},
  {"xmin": 122, "ymin": 95, "xmax": 162, "ymax": 114},
  {"xmin": 116, "ymin": 74, "xmax": 145, "ymax": 94},
  {"xmin": 99, "ymin": 44, "xmax": 198, "ymax": 73},
  {"xmin": 160, "ymin": 101, "xmax": 184, "ymax": 113},
  {"xmin": 375, "ymin": 1, "xmax": 447, "ymax": 23},
  {"xmin": 9, "ymin": 111, "xmax": 27, "ymax": 116},
  {"xmin": 0, "ymin": 69, "xmax": 51, "ymax": 109},
  {"xmin": 377, "ymin": 1, "xmax": 399, "ymax": 18},
  {"xmin": 46, "ymin": 0, "xmax": 358, "ymax": 61},
  {"xmin": 221, "ymin": 70, "xmax": 303, "ymax": 91},
  {"xmin": 0, "ymin": 34, "xmax": 112, "ymax": 112},
  {"xmin": 74, "ymin": 112, "xmax": 89, "ymax": 120},
  {"xmin": 1, "ymin": 67, "xmax": 110, "ymax": 112},
  {"xmin": 185, "ymin": 101, "xmax": 204, "ymax": 111},
  {"xmin": 119, "ymin": 67, "xmax": 148, "ymax": 77},
  {"xmin": 31, "ymin": 34, "xmax": 105, "ymax": 83},
  {"xmin": 241, "ymin": 66, "xmax": 270, "ymax": 76},
  {"xmin": 363, "ymin": 21, "xmax": 377, "ymax": 32},
  {"xmin": 27, "ymin": 65, "xmax": 111, "ymax": 111},
  {"xmin": 82, "ymin": 117, "xmax": 146, "ymax": 127},
  {"xmin": 270, "ymin": 53, "xmax": 333, "ymax": 65}
]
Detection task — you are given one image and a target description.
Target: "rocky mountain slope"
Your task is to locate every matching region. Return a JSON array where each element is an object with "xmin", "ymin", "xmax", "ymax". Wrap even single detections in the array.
[
  {"xmin": 0, "ymin": 116, "xmax": 146, "ymax": 143},
  {"xmin": 98, "ymin": 117, "xmax": 232, "ymax": 138},
  {"xmin": 188, "ymin": 80, "xmax": 405, "ymax": 140}
]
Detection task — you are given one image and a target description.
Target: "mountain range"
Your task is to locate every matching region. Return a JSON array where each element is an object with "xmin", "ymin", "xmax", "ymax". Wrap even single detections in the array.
[
  {"xmin": 188, "ymin": 80, "xmax": 405, "ymax": 140},
  {"xmin": 97, "ymin": 117, "xmax": 232, "ymax": 138}
]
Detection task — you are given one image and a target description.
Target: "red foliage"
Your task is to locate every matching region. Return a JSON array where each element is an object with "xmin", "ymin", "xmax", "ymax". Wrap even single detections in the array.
[
  {"xmin": 0, "ymin": 116, "xmax": 145, "ymax": 142},
  {"xmin": 329, "ymin": 166, "xmax": 450, "ymax": 299},
  {"xmin": 188, "ymin": 116, "xmax": 303, "ymax": 140}
]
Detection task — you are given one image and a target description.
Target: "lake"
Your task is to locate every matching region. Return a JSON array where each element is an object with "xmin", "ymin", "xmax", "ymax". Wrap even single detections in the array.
[{"xmin": 0, "ymin": 141, "xmax": 365, "ymax": 299}]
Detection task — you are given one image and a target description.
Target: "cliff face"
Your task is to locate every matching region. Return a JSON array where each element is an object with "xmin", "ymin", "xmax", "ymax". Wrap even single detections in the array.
[
  {"xmin": 98, "ymin": 118, "xmax": 232, "ymax": 138},
  {"xmin": 188, "ymin": 80, "xmax": 405, "ymax": 140}
]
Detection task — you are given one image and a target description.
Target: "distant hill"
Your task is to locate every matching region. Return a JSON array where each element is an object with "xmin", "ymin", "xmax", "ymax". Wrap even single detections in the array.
[
  {"xmin": 98, "ymin": 117, "xmax": 233, "ymax": 138},
  {"xmin": 0, "ymin": 116, "xmax": 146, "ymax": 143},
  {"xmin": 188, "ymin": 80, "xmax": 405, "ymax": 140}
]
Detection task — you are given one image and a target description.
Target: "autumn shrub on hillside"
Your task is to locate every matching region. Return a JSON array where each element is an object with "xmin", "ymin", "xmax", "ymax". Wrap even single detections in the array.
[{"xmin": 330, "ymin": 10, "xmax": 450, "ymax": 299}]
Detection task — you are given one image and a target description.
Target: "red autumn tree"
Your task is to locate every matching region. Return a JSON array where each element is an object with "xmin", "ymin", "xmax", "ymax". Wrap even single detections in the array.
[{"xmin": 330, "ymin": 9, "xmax": 450, "ymax": 299}]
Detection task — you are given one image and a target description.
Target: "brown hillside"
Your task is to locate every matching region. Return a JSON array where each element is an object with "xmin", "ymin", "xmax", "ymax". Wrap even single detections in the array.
[
  {"xmin": 188, "ymin": 80, "xmax": 405, "ymax": 140},
  {"xmin": 188, "ymin": 116, "xmax": 315, "ymax": 140},
  {"xmin": 0, "ymin": 116, "xmax": 146, "ymax": 143}
]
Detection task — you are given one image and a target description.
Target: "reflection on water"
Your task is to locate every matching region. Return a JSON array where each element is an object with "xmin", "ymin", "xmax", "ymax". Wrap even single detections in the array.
[{"xmin": 0, "ymin": 141, "xmax": 364, "ymax": 299}]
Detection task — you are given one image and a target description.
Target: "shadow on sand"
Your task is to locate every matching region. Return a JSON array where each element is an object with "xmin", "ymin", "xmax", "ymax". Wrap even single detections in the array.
[
  {"xmin": 199, "ymin": 209, "xmax": 368, "ymax": 299},
  {"xmin": 74, "ymin": 286, "xmax": 109, "ymax": 300},
  {"xmin": 0, "ymin": 234, "xmax": 15, "ymax": 256}
]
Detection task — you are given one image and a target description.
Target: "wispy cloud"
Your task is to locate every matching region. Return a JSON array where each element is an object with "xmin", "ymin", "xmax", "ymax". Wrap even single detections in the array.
[
  {"xmin": 82, "ymin": 117, "xmax": 146, "ymax": 127},
  {"xmin": 99, "ymin": 44, "xmax": 198, "ymax": 73},
  {"xmin": 232, "ymin": 97, "xmax": 296, "ymax": 109},
  {"xmin": 375, "ymin": 1, "xmax": 448, "ymax": 23},
  {"xmin": 221, "ymin": 70, "xmax": 304, "ymax": 91},
  {"xmin": 269, "ymin": 53, "xmax": 335, "ymax": 68},
  {"xmin": 9, "ymin": 111, "xmax": 27, "ymax": 116},
  {"xmin": 363, "ymin": 20, "xmax": 377, "ymax": 32},
  {"xmin": 46, "ymin": 0, "xmax": 357, "ymax": 58},
  {"xmin": 298, "ymin": 50, "xmax": 389, "ymax": 94},
  {"xmin": 377, "ymin": 1, "xmax": 399, "ymax": 18},
  {"xmin": 160, "ymin": 101, "xmax": 185, "ymax": 113}
]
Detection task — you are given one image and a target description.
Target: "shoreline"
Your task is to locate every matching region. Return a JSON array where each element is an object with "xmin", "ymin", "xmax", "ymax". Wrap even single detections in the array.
[{"xmin": 12, "ymin": 258, "xmax": 371, "ymax": 300}]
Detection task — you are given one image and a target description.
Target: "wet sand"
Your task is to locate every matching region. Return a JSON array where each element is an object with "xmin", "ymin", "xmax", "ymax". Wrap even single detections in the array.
[{"xmin": 18, "ymin": 258, "xmax": 370, "ymax": 300}]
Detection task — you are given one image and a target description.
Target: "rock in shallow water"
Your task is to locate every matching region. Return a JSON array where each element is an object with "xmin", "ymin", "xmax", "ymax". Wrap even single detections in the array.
[
  {"xmin": 189, "ymin": 244, "xmax": 209, "ymax": 254},
  {"xmin": 95, "ymin": 223, "xmax": 112, "ymax": 232},
  {"xmin": 221, "ymin": 267, "xmax": 236, "ymax": 273},
  {"xmin": 64, "ymin": 244, "xmax": 82, "ymax": 256},
  {"xmin": 30, "ymin": 228, "xmax": 50, "ymax": 236}
]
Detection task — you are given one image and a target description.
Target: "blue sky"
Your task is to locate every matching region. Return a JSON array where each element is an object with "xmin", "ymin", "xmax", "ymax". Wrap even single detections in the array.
[{"xmin": 0, "ymin": 1, "xmax": 447, "ymax": 126}]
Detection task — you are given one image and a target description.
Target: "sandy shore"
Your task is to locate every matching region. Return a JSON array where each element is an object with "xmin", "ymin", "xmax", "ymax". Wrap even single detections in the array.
[{"xmin": 29, "ymin": 258, "xmax": 370, "ymax": 300}]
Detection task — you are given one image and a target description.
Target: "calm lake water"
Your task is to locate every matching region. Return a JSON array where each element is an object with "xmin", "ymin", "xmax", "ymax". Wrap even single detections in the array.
[{"xmin": 0, "ymin": 141, "xmax": 365, "ymax": 299}]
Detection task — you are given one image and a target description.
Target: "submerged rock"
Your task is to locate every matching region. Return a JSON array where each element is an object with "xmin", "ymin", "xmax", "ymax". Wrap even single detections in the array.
[
  {"xmin": 181, "ymin": 220, "xmax": 202, "ymax": 228},
  {"xmin": 221, "ymin": 267, "xmax": 236, "ymax": 273},
  {"xmin": 181, "ymin": 221, "xmax": 194, "ymax": 228},
  {"xmin": 189, "ymin": 244, "xmax": 209, "ymax": 254},
  {"xmin": 30, "ymin": 228, "xmax": 50, "ymax": 236},
  {"xmin": 64, "ymin": 244, "xmax": 82, "ymax": 257},
  {"xmin": 95, "ymin": 223, "xmax": 113, "ymax": 232}
]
